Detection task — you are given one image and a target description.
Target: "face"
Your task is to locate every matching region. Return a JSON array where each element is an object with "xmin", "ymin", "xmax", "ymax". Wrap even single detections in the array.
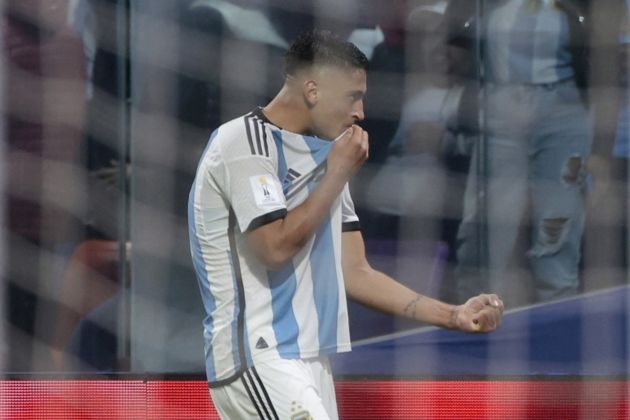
[{"xmin": 307, "ymin": 66, "xmax": 367, "ymax": 140}]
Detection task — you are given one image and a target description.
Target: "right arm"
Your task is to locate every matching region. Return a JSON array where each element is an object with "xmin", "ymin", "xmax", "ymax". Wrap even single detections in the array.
[{"xmin": 247, "ymin": 125, "xmax": 368, "ymax": 269}]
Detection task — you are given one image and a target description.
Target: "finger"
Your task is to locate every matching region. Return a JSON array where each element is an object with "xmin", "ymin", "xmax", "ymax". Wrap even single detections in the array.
[
  {"xmin": 471, "ymin": 319, "xmax": 490, "ymax": 333},
  {"xmin": 488, "ymin": 294, "xmax": 503, "ymax": 308},
  {"xmin": 345, "ymin": 126, "xmax": 355, "ymax": 140},
  {"xmin": 466, "ymin": 296, "xmax": 486, "ymax": 312},
  {"xmin": 486, "ymin": 313, "xmax": 499, "ymax": 331},
  {"xmin": 352, "ymin": 125, "xmax": 364, "ymax": 142},
  {"xmin": 336, "ymin": 126, "xmax": 353, "ymax": 142},
  {"xmin": 485, "ymin": 294, "xmax": 504, "ymax": 313},
  {"xmin": 495, "ymin": 298, "xmax": 505, "ymax": 314},
  {"xmin": 487, "ymin": 306, "xmax": 502, "ymax": 328},
  {"xmin": 475, "ymin": 294, "xmax": 504, "ymax": 313},
  {"xmin": 471, "ymin": 319, "xmax": 482, "ymax": 332},
  {"xmin": 362, "ymin": 131, "xmax": 369, "ymax": 158},
  {"xmin": 474, "ymin": 307, "xmax": 501, "ymax": 332},
  {"xmin": 471, "ymin": 315, "xmax": 487, "ymax": 332},
  {"xmin": 477, "ymin": 293, "xmax": 495, "ymax": 307}
]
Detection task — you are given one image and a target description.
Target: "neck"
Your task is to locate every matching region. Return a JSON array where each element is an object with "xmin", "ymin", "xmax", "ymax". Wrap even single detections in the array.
[{"xmin": 263, "ymin": 84, "xmax": 311, "ymax": 135}]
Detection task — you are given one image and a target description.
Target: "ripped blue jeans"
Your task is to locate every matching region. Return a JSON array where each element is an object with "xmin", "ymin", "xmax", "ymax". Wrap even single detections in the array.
[{"xmin": 456, "ymin": 80, "xmax": 592, "ymax": 304}]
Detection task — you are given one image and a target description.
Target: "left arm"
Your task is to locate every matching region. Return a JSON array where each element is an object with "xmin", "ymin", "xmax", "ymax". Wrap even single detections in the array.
[{"xmin": 342, "ymin": 230, "xmax": 503, "ymax": 332}]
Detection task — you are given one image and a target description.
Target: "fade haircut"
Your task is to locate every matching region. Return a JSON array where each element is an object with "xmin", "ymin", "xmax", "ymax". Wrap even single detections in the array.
[{"xmin": 284, "ymin": 30, "xmax": 369, "ymax": 78}]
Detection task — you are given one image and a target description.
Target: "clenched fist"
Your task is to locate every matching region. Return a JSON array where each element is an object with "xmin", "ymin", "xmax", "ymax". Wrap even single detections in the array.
[
  {"xmin": 452, "ymin": 294, "xmax": 504, "ymax": 333},
  {"xmin": 327, "ymin": 125, "xmax": 369, "ymax": 181}
]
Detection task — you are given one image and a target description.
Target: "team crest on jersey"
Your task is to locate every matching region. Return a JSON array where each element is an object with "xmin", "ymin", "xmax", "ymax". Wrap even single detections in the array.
[{"xmin": 250, "ymin": 175, "xmax": 283, "ymax": 209}]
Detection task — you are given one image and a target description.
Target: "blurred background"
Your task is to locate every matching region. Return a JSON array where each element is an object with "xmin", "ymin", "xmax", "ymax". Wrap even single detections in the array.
[{"xmin": 1, "ymin": 0, "xmax": 629, "ymax": 382}]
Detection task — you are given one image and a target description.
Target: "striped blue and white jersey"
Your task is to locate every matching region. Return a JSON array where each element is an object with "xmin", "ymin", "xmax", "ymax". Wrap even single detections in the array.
[
  {"xmin": 486, "ymin": 0, "xmax": 574, "ymax": 84},
  {"xmin": 188, "ymin": 107, "xmax": 360, "ymax": 387}
]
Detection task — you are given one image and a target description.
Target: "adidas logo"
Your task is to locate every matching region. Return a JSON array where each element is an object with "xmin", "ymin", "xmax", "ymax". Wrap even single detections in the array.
[
  {"xmin": 255, "ymin": 337, "xmax": 269, "ymax": 349},
  {"xmin": 283, "ymin": 168, "xmax": 301, "ymax": 186}
]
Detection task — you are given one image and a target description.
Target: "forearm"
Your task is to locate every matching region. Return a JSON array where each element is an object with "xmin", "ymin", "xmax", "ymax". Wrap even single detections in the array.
[
  {"xmin": 249, "ymin": 172, "xmax": 347, "ymax": 268},
  {"xmin": 250, "ymin": 125, "xmax": 368, "ymax": 268},
  {"xmin": 345, "ymin": 266, "xmax": 457, "ymax": 329},
  {"xmin": 342, "ymin": 231, "xmax": 502, "ymax": 333},
  {"xmin": 280, "ymin": 172, "xmax": 346, "ymax": 245}
]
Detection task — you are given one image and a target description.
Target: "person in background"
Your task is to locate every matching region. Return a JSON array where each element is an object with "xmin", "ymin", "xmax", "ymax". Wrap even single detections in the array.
[
  {"xmin": 363, "ymin": 1, "xmax": 475, "ymax": 299},
  {"xmin": 452, "ymin": 0, "xmax": 593, "ymax": 306},
  {"xmin": 583, "ymin": 0, "xmax": 629, "ymax": 291},
  {"xmin": 4, "ymin": 0, "xmax": 86, "ymax": 370}
]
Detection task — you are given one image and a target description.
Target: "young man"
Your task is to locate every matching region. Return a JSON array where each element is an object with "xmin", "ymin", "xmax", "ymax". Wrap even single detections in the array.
[{"xmin": 188, "ymin": 30, "xmax": 503, "ymax": 420}]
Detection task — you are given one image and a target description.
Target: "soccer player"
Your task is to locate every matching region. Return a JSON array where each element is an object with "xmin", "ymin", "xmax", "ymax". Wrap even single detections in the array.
[{"xmin": 188, "ymin": 30, "xmax": 504, "ymax": 420}]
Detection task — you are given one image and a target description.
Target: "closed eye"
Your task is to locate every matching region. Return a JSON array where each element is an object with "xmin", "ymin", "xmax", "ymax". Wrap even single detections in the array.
[{"xmin": 349, "ymin": 91, "xmax": 364, "ymax": 102}]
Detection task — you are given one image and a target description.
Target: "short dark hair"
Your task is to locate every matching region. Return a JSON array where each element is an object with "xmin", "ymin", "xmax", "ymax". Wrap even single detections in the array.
[{"xmin": 284, "ymin": 30, "xmax": 369, "ymax": 77}]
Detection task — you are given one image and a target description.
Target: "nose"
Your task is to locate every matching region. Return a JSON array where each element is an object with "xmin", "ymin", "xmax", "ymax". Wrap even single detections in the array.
[{"xmin": 352, "ymin": 100, "xmax": 365, "ymax": 122}]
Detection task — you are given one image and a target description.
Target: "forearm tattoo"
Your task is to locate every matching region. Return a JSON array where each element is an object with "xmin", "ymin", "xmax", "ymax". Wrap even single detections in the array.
[{"xmin": 402, "ymin": 294, "xmax": 422, "ymax": 320}]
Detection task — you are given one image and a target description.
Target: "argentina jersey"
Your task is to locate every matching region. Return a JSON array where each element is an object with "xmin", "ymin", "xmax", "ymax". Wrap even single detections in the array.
[{"xmin": 188, "ymin": 107, "xmax": 359, "ymax": 387}]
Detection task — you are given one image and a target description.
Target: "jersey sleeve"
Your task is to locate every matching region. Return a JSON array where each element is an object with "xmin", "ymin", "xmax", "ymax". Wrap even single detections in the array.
[
  {"xmin": 341, "ymin": 183, "xmax": 361, "ymax": 232},
  {"xmin": 214, "ymin": 149, "xmax": 287, "ymax": 233}
]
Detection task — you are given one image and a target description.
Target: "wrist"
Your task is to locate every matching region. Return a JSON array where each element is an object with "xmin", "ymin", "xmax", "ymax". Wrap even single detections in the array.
[
  {"xmin": 319, "ymin": 170, "xmax": 348, "ymax": 196},
  {"xmin": 447, "ymin": 304, "xmax": 460, "ymax": 330}
]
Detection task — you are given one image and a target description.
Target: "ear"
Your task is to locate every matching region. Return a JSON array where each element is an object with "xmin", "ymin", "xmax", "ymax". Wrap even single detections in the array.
[{"xmin": 303, "ymin": 79, "xmax": 319, "ymax": 107}]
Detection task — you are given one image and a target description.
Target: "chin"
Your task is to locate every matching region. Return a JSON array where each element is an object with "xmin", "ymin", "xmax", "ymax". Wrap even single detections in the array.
[
  {"xmin": 331, "ymin": 129, "xmax": 348, "ymax": 142},
  {"xmin": 316, "ymin": 130, "xmax": 338, "ymax": 141},
  {"xmin": 314, "ymin": 126, "xmax": 345, "ymax": 141}
]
